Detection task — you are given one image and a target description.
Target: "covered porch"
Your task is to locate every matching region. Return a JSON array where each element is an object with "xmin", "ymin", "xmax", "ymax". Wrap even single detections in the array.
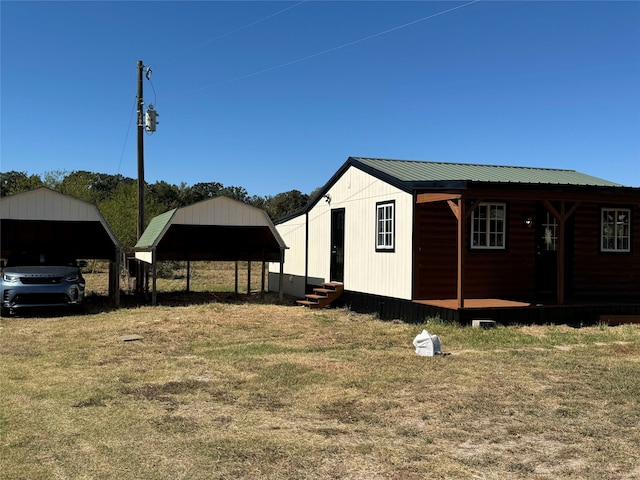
[{"xmin": 413, "ymin": 184, "xmax": 640, "ymax": 311}]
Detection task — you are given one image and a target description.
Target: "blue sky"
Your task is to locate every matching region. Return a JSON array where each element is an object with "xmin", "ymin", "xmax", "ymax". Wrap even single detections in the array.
[{"xmin": 1, "ymin": 1, "xmax": 639, "ymax": 197}]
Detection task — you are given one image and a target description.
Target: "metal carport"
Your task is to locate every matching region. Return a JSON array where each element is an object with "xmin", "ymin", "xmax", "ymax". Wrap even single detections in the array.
[
  {"xmin": 0, "ymin": 187, "xmax": 121, "ymax": 306},
  {"xmin": 134, "ymin": 196, "xmax": 287, "ymax": 304}
]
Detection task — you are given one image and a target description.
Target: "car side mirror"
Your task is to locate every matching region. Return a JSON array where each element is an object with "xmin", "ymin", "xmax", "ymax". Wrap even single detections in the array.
[{"xmin": 78, "ymin": 260, "xmax": 88, "ymax": 268}]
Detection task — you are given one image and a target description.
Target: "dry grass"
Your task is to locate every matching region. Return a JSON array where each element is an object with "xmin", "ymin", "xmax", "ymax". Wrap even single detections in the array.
[
  {"xmin": 84, "ymin": 260, "xmax": 267, "ymax": 299},
  {"xmin": 2, "ymin": 265, "xmax": 640, "ymax": 479}
]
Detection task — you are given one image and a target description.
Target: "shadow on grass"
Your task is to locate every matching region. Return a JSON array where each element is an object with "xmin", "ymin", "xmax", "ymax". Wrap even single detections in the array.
[
  {"xmin": 85, "ymin": 290, "xmax": 299, "ymax": 312},
  {"xmin": 1, "ymin": 291, "xmax": 299, "ymax": 318}
]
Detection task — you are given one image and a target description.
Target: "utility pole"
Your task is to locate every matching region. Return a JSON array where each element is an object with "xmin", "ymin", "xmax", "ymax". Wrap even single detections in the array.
[
  {"xmin": 136, "ymin": 60, "xmax": 145, "ymax": 243},
  {"xmin": 136, "ymin": 60, "xmax": 145, "ymax": 295},
  {"xmin": 134, "ymin": 60, "xmax": 159, "ymax": 297}
]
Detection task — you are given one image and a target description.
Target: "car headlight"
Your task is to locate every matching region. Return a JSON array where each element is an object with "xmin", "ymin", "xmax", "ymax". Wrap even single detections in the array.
[{"xmin": 2, "ymin": 273, "xmax": 19, "ymax": 283}]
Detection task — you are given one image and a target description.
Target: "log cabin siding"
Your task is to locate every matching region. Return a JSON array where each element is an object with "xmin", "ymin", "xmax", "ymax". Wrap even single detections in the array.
[
  {"xmin": 464, "ymin": 200, "xmax": 535, "ymax": 299},
  {"xmin": 413, "ymin": 201, "xmax": 458, "ymax": 299},
  {"xmin": 414, "ymin": 199, "xmax": 537, "ymax": 300},
  {"xmin": 572, "ymin": 204, "xmax": 640, "ymax": 298},
  {"xmin": 414, "ymin": 194, "xmax": 639, "ymax": 303}
]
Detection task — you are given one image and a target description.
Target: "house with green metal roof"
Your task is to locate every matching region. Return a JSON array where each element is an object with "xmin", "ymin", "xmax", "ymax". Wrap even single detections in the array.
[{"xmin": 268, "ymin": 157, "xmax": 640, "ymax": 324}]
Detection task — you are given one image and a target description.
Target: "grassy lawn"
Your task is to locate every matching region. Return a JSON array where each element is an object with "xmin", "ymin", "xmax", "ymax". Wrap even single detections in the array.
[{"xmin": 1, "ymin": 267, "xmax": 640, "ymax": 479}]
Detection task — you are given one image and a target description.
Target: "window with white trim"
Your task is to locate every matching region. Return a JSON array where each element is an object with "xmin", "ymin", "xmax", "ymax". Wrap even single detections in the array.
[
  {"xmin": 601, "ymin": 208, "xmax": 631, "ymax": 252},
  {"xmin": 376, "ymin": 201, "xmax": 395, "ymax": 251},
  {"xmin": 471, "ymin": 203, "xmax": 506, "ymax": 249}
]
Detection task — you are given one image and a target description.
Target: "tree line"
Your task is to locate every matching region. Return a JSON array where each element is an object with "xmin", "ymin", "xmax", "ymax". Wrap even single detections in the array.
[{"xmin": 1, "ymin": 170, "xmax": 313, "ymax": 251}]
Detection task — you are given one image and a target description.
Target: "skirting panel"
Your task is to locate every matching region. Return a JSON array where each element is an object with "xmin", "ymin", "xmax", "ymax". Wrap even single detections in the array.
[{"xmin": 340, "ymin": 291, "xmax": 640, "ymax": 326}]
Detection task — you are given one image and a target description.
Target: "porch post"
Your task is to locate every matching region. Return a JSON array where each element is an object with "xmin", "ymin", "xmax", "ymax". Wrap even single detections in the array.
[
  {"xmin": 445, "ymin": 197, "xmax": 465, "ymax": 309},
  {"xmin": 457, "ymin": 199, "xmax": 465, "ymax": 309},
  {"xmin": 542, "ymin": 199, "xmax": 580, "ymax": 306}
]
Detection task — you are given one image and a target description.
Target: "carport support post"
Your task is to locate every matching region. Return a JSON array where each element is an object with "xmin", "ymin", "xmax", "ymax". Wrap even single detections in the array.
[
  {"xmin": 246, "ymin": 259, "xmax": 251, "ymax": 297},
  {"xmin": 186, "ymin": 260, "xmax": 191, "ymax": 293},
  {"xmin": 234, "ymin": 261, "xmax": 239, "ymax": 296},
  {"xmin": 279, "ymin": 248, "xmax": 284, "ymax": 302},
  {"xmin": 109, "ymin": 249, "xmax": 121, "ymax": 308},
  {"xmin": 151, "ymin": 248, "xmax": 157, "ymax": 306},
  {"xmin": 261, "ymin": 260, "xmax": 265, "ymax": 299}
]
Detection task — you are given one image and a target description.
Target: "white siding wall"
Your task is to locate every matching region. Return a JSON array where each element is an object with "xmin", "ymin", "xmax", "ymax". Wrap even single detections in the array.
[
  {"xmin": 174, "ymin": 196, "xmax": 268, "ymax": 226},
  {"xmin": 1, "ymin": 188, "xmax": 99, "ymax": 222},
  {"xmin": 268, "ymin": 214, "xmax": 307, "ymax": 297},
  {"xmin": 270, "ymin": 166, "xmax": 414, "ymax": 300},
  {"xmin": 274, "ymin": 214, "xmax": 307, "ymax": 274}
]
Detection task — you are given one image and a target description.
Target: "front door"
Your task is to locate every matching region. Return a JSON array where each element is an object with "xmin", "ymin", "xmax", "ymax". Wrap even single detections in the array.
[
  {"xmin": 330, "ymin": 208, "xmax": 345, "ymax": 282},
  {"xmin": 535, "ymin": 206, "xmax": 558, "ymax": 298}
]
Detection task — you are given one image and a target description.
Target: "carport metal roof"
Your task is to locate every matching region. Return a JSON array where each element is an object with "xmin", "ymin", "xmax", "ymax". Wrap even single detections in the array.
[
  {"xmin": 134, "ymin": 196, "xmax": 287, "ymax": 263},
  {"xmin": 1, "ymin": 187, "xmax": 120, "ymax": 261},
  {"xmin": 1, "ymin": 187, "xmax": 121, "ymax": 306}
]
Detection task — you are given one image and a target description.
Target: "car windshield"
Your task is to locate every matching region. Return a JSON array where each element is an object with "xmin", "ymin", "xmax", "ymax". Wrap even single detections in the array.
[{"xmin": 5, "ymin": 254, "xmax": 78, "ymax": 268}]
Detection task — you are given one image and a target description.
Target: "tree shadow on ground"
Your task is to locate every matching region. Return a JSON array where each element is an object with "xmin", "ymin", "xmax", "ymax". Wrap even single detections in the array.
[{"xmin": 83, "ymin": 290, "xmax": 298, "ymax": 313}]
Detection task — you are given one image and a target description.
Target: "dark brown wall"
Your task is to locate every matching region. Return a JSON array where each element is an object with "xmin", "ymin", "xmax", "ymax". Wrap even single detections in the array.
[
  {"xmin": 413, "ymin": 194, "xmax": 639, "ymax": 301},
  {"xmin": 413, "ymin": 200, "xmax": 536, "ymax": 300},
  {"xmin": 464, "ymin": 200, "xmax": 535, "ymax": 299},
  {"xmin": 572, "ymin": 203, "xmax": 640, "ymax": 298},
  {"xmin": 413, "ymin": 201, "xmax": 458, "ymax": 299}
]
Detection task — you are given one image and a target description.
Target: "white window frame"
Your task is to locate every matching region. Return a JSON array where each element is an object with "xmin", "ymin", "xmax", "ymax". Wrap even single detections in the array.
[
  {"xmin": 376, "ymin": 201, "xmax": 395, "ymax": 252},
  {"xmin": 601, "ymin": 207, "xmax": 631, "ymax": 253},
  {"xmin": 471, "ymin": 202, "xmax": 506, "ymax": 250}
]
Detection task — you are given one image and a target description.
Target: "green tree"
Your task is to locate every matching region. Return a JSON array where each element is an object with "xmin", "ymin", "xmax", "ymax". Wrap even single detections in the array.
[
  {"xmin": 42, "ymin": 170, "xmax": 68, "ymax": 191},
  {"xmin": 59, "ymin": 171, "xmax": 99, "ymax": 202},
  {"xmin": 148, "ymin": 180, "xmax": 181, "ymax": 210},
  {"xmin": 187, "ymin": 182, "xmax": 223, "ymax": 203},
  {"xmin": 247, "ymin": 195, "xmax": 268, "ymax": 211},
  {"xmin": 266, "ymin": 190, "xmax": 309, "ymax": 220},
  {"xmin": 57, "ymin": 171, "xmax": 134, "ymax": 206},
  {"xmin": 98, "ymin": 182, "xmax": 164, "ymax": 252},
  {"xmin": 0, "ymin": 171, "xmax": 43, "ymax": 196},
  {"xmin": 308, "ymin": 186, "xmax": 323, "ymax": 200},
  {"xmin": 219, "ymin": 185, "xmax": 249, "ymax": 203}
]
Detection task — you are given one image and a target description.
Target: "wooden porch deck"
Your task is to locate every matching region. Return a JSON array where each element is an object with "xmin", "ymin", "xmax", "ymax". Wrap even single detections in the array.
[
  {"xmin": 414, "ymin": 298, "xmax": 532, "ymax": 310},
  {"xmin": 411, "ymin": 297, "xmax": 640, "ymax": 325},
  {"xmin": 342, "ymin": 290, "xmax": 639, "ymax": 325}
]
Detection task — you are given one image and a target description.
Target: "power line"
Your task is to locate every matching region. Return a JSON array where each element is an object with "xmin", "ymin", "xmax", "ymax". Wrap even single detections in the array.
[
  {"xmin": 177, "ymin": 0, "xmax": 481, "ymax": 96},
  {"xmin": 164, "ymin": 0, "xmax": 311, "ymax": 60},
  {"xmin": 117, "ymin": 95, "xmax": 138, "ymax": 176}
]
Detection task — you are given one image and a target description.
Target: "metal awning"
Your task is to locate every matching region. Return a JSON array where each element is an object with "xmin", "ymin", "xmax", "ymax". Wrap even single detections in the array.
[{"xmin": 134, "ymin": 196, "xmax": 287, "ymax": 303}]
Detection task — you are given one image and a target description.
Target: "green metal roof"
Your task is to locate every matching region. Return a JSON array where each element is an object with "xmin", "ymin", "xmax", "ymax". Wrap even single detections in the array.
[
  {"xmin": 134, "ymin": 197, "xmax": 287, "ymax": 263},
  {"xmin": 135, "ymin": 209, "xmax": 176, "ymax": 249},
  {"xmin": 350, "ymin": 157, "xmax": 623, "ymax": 187},
  {"xmin": 277, "ymin": 157, "xmax": 635, "ymax": 224}
]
